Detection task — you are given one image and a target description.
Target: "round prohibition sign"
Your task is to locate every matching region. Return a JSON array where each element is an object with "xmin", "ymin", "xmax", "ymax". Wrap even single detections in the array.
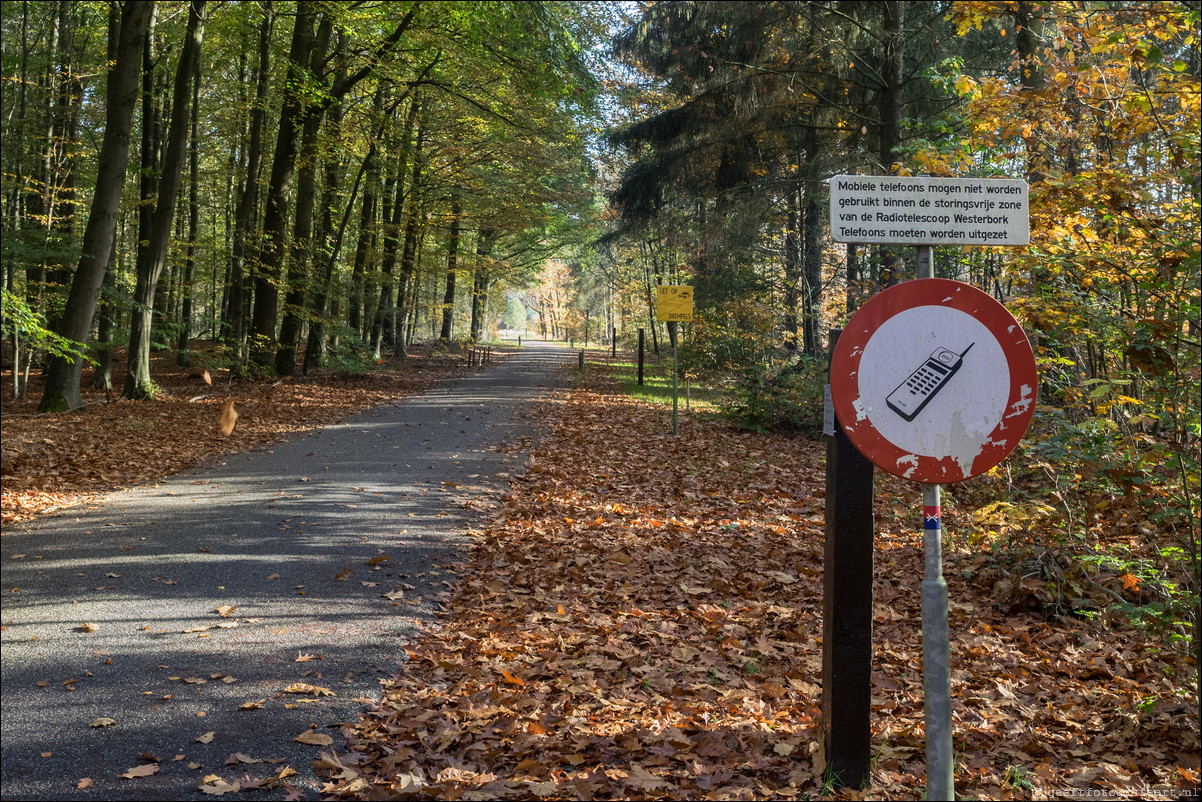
[{"xmin": 830, "ymin": 279, "xmax": 1037, "ymax": 483}]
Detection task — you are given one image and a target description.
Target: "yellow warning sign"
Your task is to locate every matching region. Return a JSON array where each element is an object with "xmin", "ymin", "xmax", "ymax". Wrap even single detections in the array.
[{"xmin": 656, "ymin": 286, "xmax": 694, "ymax": 322}]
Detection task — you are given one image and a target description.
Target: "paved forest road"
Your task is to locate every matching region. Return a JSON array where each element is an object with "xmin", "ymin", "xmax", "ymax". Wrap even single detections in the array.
[{"xmin": 1, "ymin": 341, "xmax": 572, "ymax": 801}]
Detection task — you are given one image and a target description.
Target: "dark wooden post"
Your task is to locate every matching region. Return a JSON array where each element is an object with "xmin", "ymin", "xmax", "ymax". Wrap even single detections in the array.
[
  {"xmin": 822, "ymin": 327, "xmax": 875, "ymax": 789},
  {"xmin": 637, "ymin": 328, "xmax": 645, "ymax": 386},
  {"xmin": 612, "ymin": 326, "xmax": 616, "ymax": 358}
]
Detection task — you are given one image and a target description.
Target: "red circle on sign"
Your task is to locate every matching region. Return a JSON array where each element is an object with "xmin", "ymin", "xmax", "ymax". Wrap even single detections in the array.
[{"xmin": 830, "ymin": 279, "xmax": 1037, "ymax": 483}]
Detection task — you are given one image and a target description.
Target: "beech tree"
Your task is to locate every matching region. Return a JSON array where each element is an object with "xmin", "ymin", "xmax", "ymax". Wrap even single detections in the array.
[{"xmin": 35, "ymin": 0, "xmax": 152, "ymax": 412}]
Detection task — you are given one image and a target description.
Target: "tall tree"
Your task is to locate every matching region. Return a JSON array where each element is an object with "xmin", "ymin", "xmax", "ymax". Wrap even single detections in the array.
[
  {"xmin": 124, "ymin": 0, "xmax": 207, "ymax": 399},
  {"xmin": 36, "ymin": 0, "xmax": 153, "ymax": 412}
]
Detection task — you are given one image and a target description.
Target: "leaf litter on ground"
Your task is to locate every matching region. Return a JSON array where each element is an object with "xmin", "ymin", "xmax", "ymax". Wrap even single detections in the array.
[
  {"xmin": 1, "ymin": 344, "xmax": 479, "ymax": 527},
  {"xmin": 331, "ymin": 365, "xmax": 1198, "ymax": 800}
]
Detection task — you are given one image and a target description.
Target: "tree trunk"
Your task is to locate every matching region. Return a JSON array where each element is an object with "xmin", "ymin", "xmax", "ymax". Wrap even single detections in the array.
[
  {"xmin": 393, "ymin": 96, "xmax": 426, "ymax": 357},
  {"xmin": 275, "ymin": 16, "xmax": 333, "ymax": 376},
  {"xmin": 348, "ymin": 139, "xmax": 379, "ymax": 338},
  {"xmin": 439, "ymin": 194, "xmax": 462, "ymax": 343},
  {"xmin": 249, "ymin": 0, "xmax": 315, "ymax": 371},
  {"xmin": 124, "ymin": 0, "xmax": 207, "ymax": 399},
  {"xmin": 37, "ymin": 0, "xmax": 153, "ymax": 412},
  {"xmin": 802, "ymin": 182, "xmax": 823, "ymax": 357},
  {"xmin": 303, "ymin": 34, "xmax": 351, "ymax": 374},
  {"xmin": 9, "ymin": 0, "xmax": 32, "ymax": 400},
  {"xmin": 91, "ymin": 236, "xmax": 118, "ymax": 391},
  {"xmin": 225, "ymin": 1, "xmax": 273, "ymax": 363},
  {"xmin": 177, "ymin": 53, "xmax": 202, "ymax": 366},
  {"xmin": 877, "ymin": 0, "xmax": 904, "ymax": 287},
  {"xmin": 470, "ymin": 227, "xmax": 499, "ymax": 341},
  {"xmin": 783, "ymin": 183, "xmax": 800, "ymax": 352}
]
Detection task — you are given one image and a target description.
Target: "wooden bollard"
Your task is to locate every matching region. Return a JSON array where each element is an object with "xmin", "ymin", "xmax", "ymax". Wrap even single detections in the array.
[{"xmin": 579, "ymin": 349, "xmax": 584, "ymax": 369}]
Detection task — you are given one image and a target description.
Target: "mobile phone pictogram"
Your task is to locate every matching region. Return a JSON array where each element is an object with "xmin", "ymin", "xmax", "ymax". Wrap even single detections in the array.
[{"xmin": 886, "ymin": 343, "xmax": 975, "ymax": 422}]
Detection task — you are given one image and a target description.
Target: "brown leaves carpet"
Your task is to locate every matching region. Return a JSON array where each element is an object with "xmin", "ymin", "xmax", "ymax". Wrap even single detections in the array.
[
  {"xmin": 334, "ymin": 367, "xmax": 1199, "ymax": 800},
  {"xmin": 3, "ymin": 351, "xmax": 1197, "ymax": 799}
]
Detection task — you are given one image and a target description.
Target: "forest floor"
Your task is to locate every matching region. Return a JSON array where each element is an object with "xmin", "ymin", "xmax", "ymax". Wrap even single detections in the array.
[
  {"xmin": 337, "ymin": 361, "xmax": 1199, "ymax": 801},
  {"xmin": 0, "ymin": 342, "xmax": 475, "ymax": 528},
  {"xmin": 2, "ymin": 346, "xmax": 1198, "ymax": 800}
]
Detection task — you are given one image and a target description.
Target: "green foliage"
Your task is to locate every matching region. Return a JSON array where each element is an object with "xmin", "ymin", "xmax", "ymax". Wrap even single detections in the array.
[
  {"xmin": 0, "ymin": 288, "xmax": 88, "ymax": 364},
  {"xmin": 323, "ymin": 328, "xmax": 375, "ymax": 377},
  {"xmin": 724, "ymin": 356, "xmax": 827, "ymax": 435}
]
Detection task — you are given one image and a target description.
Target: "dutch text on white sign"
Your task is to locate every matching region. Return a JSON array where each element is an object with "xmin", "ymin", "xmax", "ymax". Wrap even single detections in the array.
[{"xmin": 829, "ymin": 175, "xmax": 1029, "ymax": 246}]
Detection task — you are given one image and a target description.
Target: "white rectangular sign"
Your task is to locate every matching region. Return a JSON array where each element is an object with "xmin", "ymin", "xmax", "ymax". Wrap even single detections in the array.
[{"xmin": 829, "ymin": 175, "xmax": 1029, "ymax": 246}]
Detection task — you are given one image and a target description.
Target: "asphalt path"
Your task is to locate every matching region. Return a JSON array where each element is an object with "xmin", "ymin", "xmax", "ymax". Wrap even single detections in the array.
[{"xmin": 1, "ymin": 340, "xmax": 572, "ymax": 800}]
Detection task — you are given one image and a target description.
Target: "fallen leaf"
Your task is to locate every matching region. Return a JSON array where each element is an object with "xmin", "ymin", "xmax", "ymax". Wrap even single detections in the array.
[
  {"xmin": 294, "ymin": 730, "xmax": 334, "ymax": 746},
  {"xmin": 195, "ymin": 731, "xmax": 216, "ymax": 744},
  {"xmin": 499, "ymin": 669, "xmax": 525, "ymax": 687},
  {"xmin": 78, "ymin": 622, "xmax": 99, "ymax": 633},
  {"xmin": 219, "ymin": 399, "xmax": 238, "ymax": 436},
  {"xmin": 120, "ymin": 764, "xmax": 159, "ymax": 779},
  {"xmin": 624, "ymin": 764, "xmax": 671, "ymax": 791},
  {"xmin": 199, "ymin": 778, "xmax": 241, "ymax": 795},
  {"xmin": 224, "ymin": 752, "xmax": 262, "ymax": 765},
  {"xmin": 1121, "ymin": 572, "xmax": 1141, "ymax": 591},
  {"xmin": 284, "ymin": 683, "xmax": 333, "ymax": 697},
  {"xmin": 215, "ymin": 605, "xmax": 237, "ymax": 618},
  {"xmin": 240, "ymin": 700, "xmax": 264, "ymax": 710},
  {"xmin": 334, "ymin": 568, "xmax": 352, "ymax": 581},
  {"xmin": 295, "ymin": 652, "xmax": 315, "ymax": 663},
  {"xmin": 77, "ymin": 778, "xmax": 93, "ymax": 789},
  {"xmin": 203, "ymin": 370, "xmax": 212, "ymax": 386},
  {"xmin": 90, "ymin": 717, "xmax": 117, "ymax": 728}
]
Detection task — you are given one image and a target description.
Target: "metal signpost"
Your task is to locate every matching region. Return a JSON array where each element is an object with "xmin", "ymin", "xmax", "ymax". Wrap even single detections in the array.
[
  {"xmin": 656, "ymin": 286, "xmax": 693, "ymax": 436},
  {"xmin": 827, "ymin": 176, "xmax": 1032, "ymax": 800}
]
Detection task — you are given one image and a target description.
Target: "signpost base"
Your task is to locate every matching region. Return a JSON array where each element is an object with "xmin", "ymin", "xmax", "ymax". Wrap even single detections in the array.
[
  {"xmin": 822, "ymin": 329, "xmax": 875, "ymax": 789},
  {"xmin": 922, "ymin": 483, "xmax": 954, "ymax": 800}
]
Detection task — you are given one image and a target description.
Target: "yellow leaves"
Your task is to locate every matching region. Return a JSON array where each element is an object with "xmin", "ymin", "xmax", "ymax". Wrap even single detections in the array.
[
  {"xmin": 284, "ymin": 682, "xmax": 334, "ymax": 697},
  {"xmin": 198, "ymin": 775, "xmax": 241, "ymax": 795},
  {"xmin": 953, "ymin": 74, "xmax": 981, "ymax": 100}
]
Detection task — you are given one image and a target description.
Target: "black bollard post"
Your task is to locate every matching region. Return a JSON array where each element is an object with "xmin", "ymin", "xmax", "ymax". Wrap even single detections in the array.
[
  {"xmin": 637, "ymin": 328, "xmax": 645, "ymax": 386},
  {"xmin": 821, "ymin": 328, "xmax": 875, "ymax": 789}
]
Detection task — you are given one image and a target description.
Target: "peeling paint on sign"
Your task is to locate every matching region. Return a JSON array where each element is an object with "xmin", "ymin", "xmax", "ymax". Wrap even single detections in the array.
[{"xmin": 829, "ymin": 279, "xmax": 1037, "ymax": 483}]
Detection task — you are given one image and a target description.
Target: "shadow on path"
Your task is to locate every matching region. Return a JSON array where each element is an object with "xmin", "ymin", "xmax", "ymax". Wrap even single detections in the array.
[{"xmin": 0, "ymin": 341, "xmax": 571, "ymax": 801}]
